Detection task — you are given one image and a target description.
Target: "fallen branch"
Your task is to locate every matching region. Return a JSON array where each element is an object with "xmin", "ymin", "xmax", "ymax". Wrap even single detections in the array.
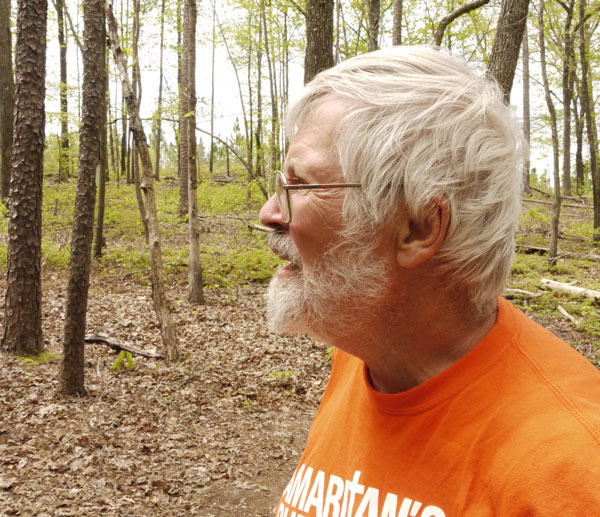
[
  {"xmin": 557, "ymin": 305, "xmax": 580, "ymax": 325},
  {"xmin": 85, "ymin": 334, "xmax": 163, "ymax": 359},
  {"xmin": 503, "ymin": 288, "xmax": 542, "ymax": 299},
  {"xmin": 541, "ymin": 278, "xmax": 600, "ymax": 300},
  {"xmin": 523, "ymin": 198, "xmax": 592, "ymax": 210}
]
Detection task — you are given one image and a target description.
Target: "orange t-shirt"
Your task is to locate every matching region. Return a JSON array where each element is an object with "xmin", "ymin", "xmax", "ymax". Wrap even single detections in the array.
[{"xmin": 276, "ymin": 298, "xmax": 600, "ymax": 516}]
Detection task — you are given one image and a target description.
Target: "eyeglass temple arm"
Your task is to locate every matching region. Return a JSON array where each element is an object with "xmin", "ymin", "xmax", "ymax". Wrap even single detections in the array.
[{"xmin": 285, "ymin": 183, "xmax": 361, "ymax": 190}]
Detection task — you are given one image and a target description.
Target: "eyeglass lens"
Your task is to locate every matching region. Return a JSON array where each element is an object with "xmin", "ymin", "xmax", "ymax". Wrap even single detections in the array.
[{"xmin": 275, "ymin": 173, "xmax": 290, "ymax": 222}]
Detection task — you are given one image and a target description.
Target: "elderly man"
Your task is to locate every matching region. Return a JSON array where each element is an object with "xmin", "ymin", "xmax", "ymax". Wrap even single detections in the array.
[{"xmin": 258, "ymin": 47, "xmax": 600, "ymax": 517}]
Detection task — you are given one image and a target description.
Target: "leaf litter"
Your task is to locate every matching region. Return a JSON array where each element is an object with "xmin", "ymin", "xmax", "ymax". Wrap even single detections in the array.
[{"xmin": 0, "ymin": 271, "xmax": 329, "ymax": 516}]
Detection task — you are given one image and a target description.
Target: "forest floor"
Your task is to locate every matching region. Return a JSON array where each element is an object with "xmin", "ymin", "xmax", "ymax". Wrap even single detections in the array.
[{"xmin": 0, "ymin": 181, "xmax": 599, "ymax": 516}]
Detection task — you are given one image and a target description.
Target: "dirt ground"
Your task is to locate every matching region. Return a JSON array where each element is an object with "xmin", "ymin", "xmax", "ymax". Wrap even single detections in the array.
[{"xmin": 0, "ymin": 272, "xmax": 330, "ymax": 516}]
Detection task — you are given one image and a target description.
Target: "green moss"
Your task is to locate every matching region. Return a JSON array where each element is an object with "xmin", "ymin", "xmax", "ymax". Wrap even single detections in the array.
[{"xmin": 18, "ymin": 350, "xmax": 61, "ymax": 365}]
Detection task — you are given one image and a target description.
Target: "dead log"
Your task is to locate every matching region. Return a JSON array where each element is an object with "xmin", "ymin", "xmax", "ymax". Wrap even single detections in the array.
[
  {"xmin": 523, "ymin": 198, "xmax": 592, "ymax": 210},
  {"xmin": 85, "ymin": 334, "xmax": 163, "ymax": 359},
  {"xmin": 541, "ymin": 278, "xmax": 600, "ymax": 300}
]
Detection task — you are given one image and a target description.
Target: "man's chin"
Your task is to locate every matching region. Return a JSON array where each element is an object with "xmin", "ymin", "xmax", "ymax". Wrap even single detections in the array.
[{"xmin": 266, "ymin": 275, "xmax": 311, "ymax": 335}]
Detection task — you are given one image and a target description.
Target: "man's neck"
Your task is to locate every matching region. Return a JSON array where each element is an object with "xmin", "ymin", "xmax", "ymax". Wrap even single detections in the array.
[{"xmin": 363, "ymin": 297, "xmax": 498, "ymax": 394}]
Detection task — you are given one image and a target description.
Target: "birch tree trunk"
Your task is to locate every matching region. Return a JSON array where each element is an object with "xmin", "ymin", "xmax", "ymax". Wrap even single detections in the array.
[{"xmin": 106, "ymin": 3, "xmax": 180, "ymax": 362}]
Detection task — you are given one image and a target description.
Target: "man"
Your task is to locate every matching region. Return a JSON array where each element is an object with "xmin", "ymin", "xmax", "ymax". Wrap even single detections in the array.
[{"xmin": 258, "ymin": 47, "xmax": 600, "ymax": 517}]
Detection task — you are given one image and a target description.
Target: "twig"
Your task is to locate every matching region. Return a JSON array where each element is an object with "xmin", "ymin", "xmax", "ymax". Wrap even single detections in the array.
[
  {"xmin": 541, "ymin": 278, "xmax": 600, "ymax": 300},
  {"xmin": 503, "ymin": 288, "xmax": 542, "ymax": 299},
  {"xmin": 557, "ymin": 305, "xmax": 580, "ymax": 325}
]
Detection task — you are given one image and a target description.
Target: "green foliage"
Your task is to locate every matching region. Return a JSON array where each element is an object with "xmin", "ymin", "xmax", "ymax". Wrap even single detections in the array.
[
  {"xmin": 111, "ymin": 350, "xmax": 135, "ymax": 371},
  {"xmin": 18, "ymin": 351, "xmax": 61, "ymax": 365},
  {"xmin": 197, "ymin": 180, "xmax": 265, "ymax": 216}
]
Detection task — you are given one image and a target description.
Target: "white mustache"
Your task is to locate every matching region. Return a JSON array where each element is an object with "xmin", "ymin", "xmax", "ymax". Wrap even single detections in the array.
[{"xmin": 267, "ymin": 232, "xmax": 302, "ymax": 269}]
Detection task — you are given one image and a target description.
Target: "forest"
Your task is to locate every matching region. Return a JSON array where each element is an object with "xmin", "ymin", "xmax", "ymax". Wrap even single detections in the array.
[{"xmin": 0, "ymin": 0, "xmax": 599, "ymax": 514}]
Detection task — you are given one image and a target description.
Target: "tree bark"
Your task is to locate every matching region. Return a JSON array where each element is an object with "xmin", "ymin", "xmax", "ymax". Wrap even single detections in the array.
[
  {"xmin": 177, "ymin": 0, "xmax": 187, "ymax": 217},
  {"xmin": 93, "ymin": 19, "xmax": 108, "ymax": 259},
  {"xmin": 153, "ymin": 0, "xmax": 165, "ymax": 181},
  {"xmin": 61, "ymin": 0, "xmax": 104, "ymax": 396},
  {"xmin": 573, "ymin": 87, "xmax": 584, "ymax": 194},
  {"xmin": 2, "ymin": 0, "xmax": 47, "ymax": 355},
  {"xmin": 538, "ymin": 0, "xmax": 561, "ymax": 266},
  {"xmin": 55, "ymin": 0, "xmax": 71, "ymax": 182},
  {"xmin": 209, "ymin": 0, "xmax": 215, "ymax": 175},
  {"xmin": 261, "ymin": 0, "xmax": 280, "ymax": 173},
  {"xmin": 392, "ymin": 0, "xmax": 402, "ymax": 45},
  {"xmin": 106, "ymin": 3, "xmax": 180, "ymax": 362},
  {"xmin": 304, "ymin": 0, "xmax": 334, "ymax": 84},
  {"xmin": 487, "ymin": 0, "xmax": 530, "ymax": 103},
  {"xmin": 578, "ymin": 0, "xmax": 600, "ymax": 233},
  {"xmin": 560, "ymin": 0, "xmax": 576, "ymax": 197},
  {"xmin": 368, "ymin": 0, "xmax": 380, "ymax": 51},
  {"xmin": 522, "ymin": 23, "xmax": 530, "ymax": 194},
  {"xmin": 183, "ymin": 0, "xmax": 204, "ymax": 304},
  {"xmin": 0, "ymin": 0, "xmax": 14, "ymax": 199}
]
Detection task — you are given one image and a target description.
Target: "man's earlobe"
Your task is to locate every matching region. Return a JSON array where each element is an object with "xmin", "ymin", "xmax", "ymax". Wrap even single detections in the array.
[{"xmin": 396, "ymin": 199, "xmax": 450, "ymax": 269}]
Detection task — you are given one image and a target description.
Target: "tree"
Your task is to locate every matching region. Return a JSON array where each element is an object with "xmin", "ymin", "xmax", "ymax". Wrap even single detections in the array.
[
  {"xmin": 183, "ymin": 0, "xmax": 204, "ymax": 304},
  {"xmin": 2, "ymin": 0, "xmax": 47, "ymax": 355},
  {"xmin": 487, "ymin": 0, "xmax": 530, "ymax": 102},
  {"xmin": 368, "ymin": 0, "xmax": 381, "ymax": 51},
  {"xmin": 54, "ymin": 0, "xmax": 71, "ymax": 182},
  {"xmin": 0, "ymin": 0, "xmax": 14, "ymax": 199},
  {"xmin": 61, "ymin": 0, "xmax": 105, "ymax": 395},
  {"xmin": 304, "ymin": 0, "xmax": 334, "ymax": 84},
  {"xmin": 522, "ymin": 22, "xmax": 530, "ymax": 194},
  {"xmin": 153, "ymin": 0, "xmax": 166, "ymax": 181},
  {"xmin": 392, "ymin": 0, "xmax": 403, "ymax": 45},
  {"xmin": 578, "ymin": 0, "xmax": 600, "ymax": 233},
  {"xmin": 538, "ymin": 0, "xmax": 561, "ymax": 265},
  {"xmin": 106, "ymin": 3, "xmax": 180, "ymax": 362},
  {"xmin": 433, "ymin": 0, "xmax": 491, "ymax": 47}
]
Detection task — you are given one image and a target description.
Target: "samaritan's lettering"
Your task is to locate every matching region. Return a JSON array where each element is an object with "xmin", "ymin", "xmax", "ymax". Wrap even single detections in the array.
[{"xmin": 278, "ymin": 465, "xmax": 445, "ymax": 517}]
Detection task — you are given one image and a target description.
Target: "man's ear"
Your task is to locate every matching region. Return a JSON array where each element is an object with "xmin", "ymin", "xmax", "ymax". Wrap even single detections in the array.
[{"xmin": 396, "ymin": 198, "xmax": 450, "ymax": 269}]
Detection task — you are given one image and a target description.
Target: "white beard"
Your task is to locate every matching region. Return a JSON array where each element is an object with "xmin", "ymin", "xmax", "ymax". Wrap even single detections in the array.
[{"xmin": 266, "ymin": 228, "xmax": 389, "ymax": 340}]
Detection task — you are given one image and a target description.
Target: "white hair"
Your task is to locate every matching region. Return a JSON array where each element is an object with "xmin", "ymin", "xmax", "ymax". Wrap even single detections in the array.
[{"xmin": 286, "ymin": 46, "xmax": 525, "ymax": 308}]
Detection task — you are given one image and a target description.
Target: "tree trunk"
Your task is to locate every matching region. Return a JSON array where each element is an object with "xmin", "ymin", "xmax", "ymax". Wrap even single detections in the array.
[
  {"xmin": 106, "ymin": 3, "xmax": 180, "ymax": 362},
  {"xmin": 2, "ymin": 0, "xmax": 47, "ymax": 355},
  {"xmin": 578, "ymin": 0, "xmax": 600, "ymax": 233},
  {"xmin": 0, "ymin": 0, "xmax": 15, "ymax": 199},
  {"xmin": 573, "ymin": 89, "xmax": 584, "ymax": 194},
  {"xmin": 55, "ymin": 0, "xmax": 71, "ymax": 182},
  {"xmin": 561, "ymin": 0, "xmax": 575, "ymax": 197},
  {"xmin": 304, "ymin": 0, "xmax": 334, "ymax": 84},
  {"xmin": 153, "ymin": 0, "xmax": 165, "ymax": 181},
  {"xmin": 538, "ymin": 0, "xmax": 561, "ymax": 266},
  {"xmin": 392, "ymin": 0, "xmax": 402, "ymax": 45},
  {"xmin": 184, "ymin": 0, "xmax": 204, "ymax": 304},
  {"xmin": 209, "ymin": 0, "xmax": 215, "ymax": 175},
  {"xmin": 256, "ymin": 13, "xmax": 263, "ymax": 178},
  {"xmin": 93, "ymin": 21, "xmax": 108, "ymax": 259},
  {"xmin": 177, "ymin": 0, "xmax": 187, "ymax": 217},
  {"xmin": 368, "ymin": 0, "xmax": 380, "ymax": 51},
  {"xmin": 522, "ymin": 23, "xmax": 530, "ymax": 194},
  {"xmin": 60, "ymin": 0, "xmax": 104, "ymax": 396},
  {"xmin": 487, "ymin": 0, "xmax": 530, "ymax": 103},
  {"xmin": 261, "ymin": 0, "xmax": 279, "ymax": 173}
]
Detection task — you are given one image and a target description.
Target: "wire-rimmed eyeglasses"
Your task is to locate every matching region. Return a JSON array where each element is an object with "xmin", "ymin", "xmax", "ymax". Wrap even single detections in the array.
[{"xmin": 269, "ymin": 170, "xmax": 361, "ymax": 224}]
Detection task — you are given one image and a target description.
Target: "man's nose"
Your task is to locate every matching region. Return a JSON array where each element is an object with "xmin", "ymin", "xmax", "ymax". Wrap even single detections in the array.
[{"xmin": 259, "ymin": 194, "xmax": 286, "ymax": 231}]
